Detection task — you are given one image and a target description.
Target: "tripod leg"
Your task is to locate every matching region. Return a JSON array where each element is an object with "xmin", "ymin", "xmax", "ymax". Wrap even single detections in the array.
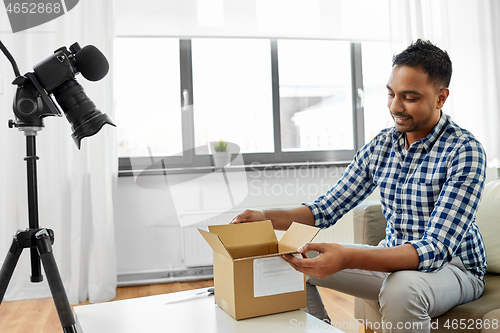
[
  {"xmin": 36, "ymin": 229, "xmax": 78, "ymax": 333},
  {"xmin": 0, "ymin": 238, "xmax": 23, "ymax": 305}
]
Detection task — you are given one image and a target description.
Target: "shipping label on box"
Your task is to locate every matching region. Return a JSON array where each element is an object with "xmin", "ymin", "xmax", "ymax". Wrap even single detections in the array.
[
  {"xmin": 253, "ymin": 254, "xmax": 304, "ymax": 297},
  {"xmin": 198, "ymin": 220, "xmax": 319, "ymax": 320}
]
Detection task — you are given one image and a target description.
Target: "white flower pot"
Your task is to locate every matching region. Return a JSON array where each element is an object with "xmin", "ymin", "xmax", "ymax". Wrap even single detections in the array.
[{"xmin": 213, "ymin": 152, "xmax": 231, "ymax": 168}]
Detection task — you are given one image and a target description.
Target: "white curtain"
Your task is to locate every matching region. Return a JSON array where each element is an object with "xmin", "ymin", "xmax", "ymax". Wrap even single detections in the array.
[
  {"xmin": 0, "ymin": 0, "xmax": 117, "ymax": 304},
  {"xmin": 388, "ymin": 0, "xmax": 500, "ymax": 165}
]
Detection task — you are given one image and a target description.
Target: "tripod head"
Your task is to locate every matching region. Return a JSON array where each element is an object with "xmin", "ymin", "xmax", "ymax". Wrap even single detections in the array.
[{"xmin": 9, "ymin": 72, "xmax": 62, "ymax": 129}]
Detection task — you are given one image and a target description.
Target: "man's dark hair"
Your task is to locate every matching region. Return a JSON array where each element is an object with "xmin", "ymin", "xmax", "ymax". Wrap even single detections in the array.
[{"xmin": 392, "ymin": 39, "xmax": 452, "ymax": 88}]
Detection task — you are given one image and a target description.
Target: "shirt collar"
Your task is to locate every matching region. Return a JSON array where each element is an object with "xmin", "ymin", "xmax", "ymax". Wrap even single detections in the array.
[{"xmin": 392, "ymin": 111, "xmax": 448, "ymax": 153}]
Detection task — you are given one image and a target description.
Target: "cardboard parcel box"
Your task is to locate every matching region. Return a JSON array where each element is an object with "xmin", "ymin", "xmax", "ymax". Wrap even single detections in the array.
[{"xmin": 198, "ymin": 220, "xmax": 319, "ymax": 320}]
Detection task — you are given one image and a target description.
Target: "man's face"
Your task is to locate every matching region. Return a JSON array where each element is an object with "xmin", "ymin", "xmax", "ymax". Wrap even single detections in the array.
[{"xmin": 386, "ymin": 65, "xmax": 448, "ymax": 143}]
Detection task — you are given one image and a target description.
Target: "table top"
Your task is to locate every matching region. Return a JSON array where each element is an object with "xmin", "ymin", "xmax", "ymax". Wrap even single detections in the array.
[{"xmin": 74, "ymin": 287, "xmax": 344, "ymax": 332}]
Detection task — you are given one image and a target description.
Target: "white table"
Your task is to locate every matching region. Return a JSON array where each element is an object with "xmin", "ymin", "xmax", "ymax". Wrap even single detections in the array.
[{"xmin": 74, "ymin": 287, "xmax": 344, "ymax": 332}]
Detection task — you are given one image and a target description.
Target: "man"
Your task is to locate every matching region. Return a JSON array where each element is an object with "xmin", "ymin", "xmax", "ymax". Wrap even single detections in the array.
[{"xmin": 231, "ymin": 39, "xmax": 487, "ymax": 333}]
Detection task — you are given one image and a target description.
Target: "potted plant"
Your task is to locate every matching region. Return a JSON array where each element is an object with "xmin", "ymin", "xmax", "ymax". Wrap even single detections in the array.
[{"xmin": 212, "ymin": 139, "xmax": 231, "ymax": 168}]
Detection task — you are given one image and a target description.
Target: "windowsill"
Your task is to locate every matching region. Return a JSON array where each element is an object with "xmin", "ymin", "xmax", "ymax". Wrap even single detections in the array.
[{"xmin": 118, "ymin": 160, "xmax": 351, "ymax": 177}]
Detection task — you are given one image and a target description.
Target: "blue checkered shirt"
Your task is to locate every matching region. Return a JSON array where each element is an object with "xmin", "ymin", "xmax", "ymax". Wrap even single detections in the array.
[{"xmin": 305, "ymin": 112, "xmax": 487, "ymax": 279}]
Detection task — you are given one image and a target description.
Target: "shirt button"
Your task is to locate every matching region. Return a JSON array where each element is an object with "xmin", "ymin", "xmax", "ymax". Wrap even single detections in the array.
[
  {"xmin": 397, "ymin": 232, "xmax": 403, "ymax": 238},
  {"xmin": 396, "ymin": 209, "xmax": 402, "ymax": 214}
]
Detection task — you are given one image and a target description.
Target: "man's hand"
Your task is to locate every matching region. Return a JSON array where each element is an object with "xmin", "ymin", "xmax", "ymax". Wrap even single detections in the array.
[
  {"xmin": 230, "ymin": 206, "xmax": 314, "ymax": 230},
  {"xmin": 281, "ymin": 243, "xmax": 347, "ymax": 279},
  {"xmin": 282, "ymin": 242, "xmax": 420, "ymax": 279},
  {"xmin": 230, "ymin": 209, "xmax": 266, "ymax": 224}
]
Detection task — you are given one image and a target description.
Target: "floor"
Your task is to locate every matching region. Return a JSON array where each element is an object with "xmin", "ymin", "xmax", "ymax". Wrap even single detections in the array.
[{"xmin": 0, "ymin": 280, "xmax": 358, "ymax": 333}]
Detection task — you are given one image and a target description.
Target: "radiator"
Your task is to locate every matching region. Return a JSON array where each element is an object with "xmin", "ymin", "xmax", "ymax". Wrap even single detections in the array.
[
  {"xmin": 181, "ymin": 209, "xmax": 237, "ymax": 267},
  {"xmin": 181, "ymin": 208, "xmax": 354, "ymax": 268}
]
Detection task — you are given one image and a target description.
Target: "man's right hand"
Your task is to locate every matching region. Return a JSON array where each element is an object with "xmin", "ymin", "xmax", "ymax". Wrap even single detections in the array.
[
  {"xmin": 229, "ymin": 206, "xmax": 314, "ymax": 230},
  {"xmin": 230, "ymin": 209, "xmax": 266, "ymax": 224}
]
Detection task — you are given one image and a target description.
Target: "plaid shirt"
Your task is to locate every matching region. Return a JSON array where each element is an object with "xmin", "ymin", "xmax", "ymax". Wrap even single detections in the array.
[{"xmin": 305, "ymin": 112, "xmax": 487, "ymax": 279}]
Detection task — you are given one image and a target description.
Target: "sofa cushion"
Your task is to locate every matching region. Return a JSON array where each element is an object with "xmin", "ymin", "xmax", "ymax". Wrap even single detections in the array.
[
  {"xmin": 353, "ymin": 201, "xmax": 386, "ymax": 246},
  {"xmin": 475, "ymin": 179, "xmax": 500, "ymax": 274},
  {"xmin": 482, "ymin": 308, "xmax": 500, "ymax": 333}
]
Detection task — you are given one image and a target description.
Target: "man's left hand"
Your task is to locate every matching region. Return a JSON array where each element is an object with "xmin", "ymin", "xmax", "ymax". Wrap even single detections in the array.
[{"xmin": 281, "ymin": 242, "xmax": 347, "ymax": 279}]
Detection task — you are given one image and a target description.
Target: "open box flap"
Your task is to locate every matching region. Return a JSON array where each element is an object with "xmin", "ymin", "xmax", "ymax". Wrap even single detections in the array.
[
  {"xmin": 208, "ymin": 221, "xmax": 277, "ymax": 251},
  {"xmin": 234, "ymin": 250, "xmax": 298, "ymax": 261},
  {"xmin": 278, "ymin": 222, "xmax": 320, "ymax": 252},
  {"xmin": 198, "ymin": 229, "xmax": 233, "ymax": 259}
]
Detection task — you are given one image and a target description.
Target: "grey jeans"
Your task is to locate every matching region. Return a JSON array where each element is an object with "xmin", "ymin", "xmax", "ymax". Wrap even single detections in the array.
[{"xmin": 305, "ymin": 243, "xmax": 485, "ymax": 333}]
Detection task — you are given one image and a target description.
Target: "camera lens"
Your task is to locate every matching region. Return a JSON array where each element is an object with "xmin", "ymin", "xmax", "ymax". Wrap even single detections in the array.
[{"xmin": 51, "ymin": 78, "xmax": 115, "ymax": 148}]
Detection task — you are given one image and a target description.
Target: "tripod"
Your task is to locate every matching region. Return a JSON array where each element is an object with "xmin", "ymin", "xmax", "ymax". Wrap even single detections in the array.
[{"xmin": 0, "ymin": 125, "xmax": 78, "ymax": 333}]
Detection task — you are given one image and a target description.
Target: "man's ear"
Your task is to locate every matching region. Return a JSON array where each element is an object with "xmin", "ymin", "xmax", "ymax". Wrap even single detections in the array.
[{"xmin": 437, "ymin": 88, "xmax": 450, "ymax": 109}]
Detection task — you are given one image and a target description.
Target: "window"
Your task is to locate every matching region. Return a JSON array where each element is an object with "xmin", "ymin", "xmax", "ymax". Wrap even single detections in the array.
[
  {"xmin": 116, "ymin": 38, "xmax": 392, "ymax": 173},
  {"xmin": 115, "ymin": 38, "xmax": 182, "ymax": 157},
  {"xmin": 361, "ymin": 42, "xmax": 393, "ymax": 143},
  {"xmin": 191, "ymin": 39, "xmax": 274, "ymax": 154},
  {"xmin": 277, "ymin": 40, "xmax": 353, "ymax": 151}
]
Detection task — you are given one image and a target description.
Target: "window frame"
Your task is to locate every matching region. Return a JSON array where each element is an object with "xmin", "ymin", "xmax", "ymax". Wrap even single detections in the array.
[{"xmin": 118, "ymin": 39, "xmax": 365, "ymax": 174}]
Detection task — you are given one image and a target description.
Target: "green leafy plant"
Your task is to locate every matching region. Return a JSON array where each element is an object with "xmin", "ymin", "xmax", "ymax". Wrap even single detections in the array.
[{"xmin": 214, "ymin": 140, "xmax": 228, "ymax": 153}]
